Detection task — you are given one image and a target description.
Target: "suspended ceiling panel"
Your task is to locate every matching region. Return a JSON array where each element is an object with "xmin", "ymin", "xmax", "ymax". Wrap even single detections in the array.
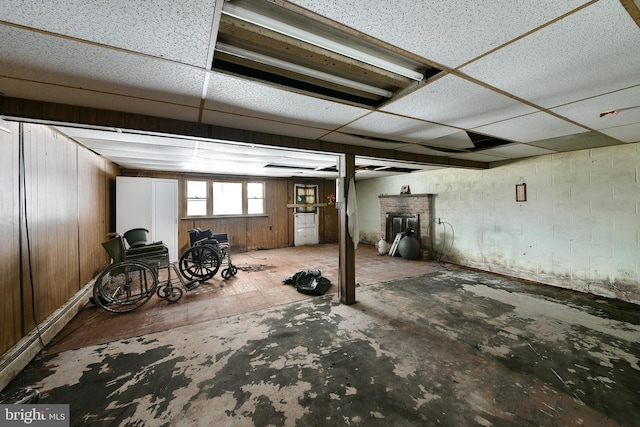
[
  {"xmin": 336, "ymin": 112, "xmax": 459, "ymax": 143},
  {"xmin": 0, "ymin": 77, "xmax": 202, "ymax": 123},
  {"xmin": 0, "ymin": 0, "xmax": 218, "ymax": 68},
  {"xmin": 398, "ymin": 144, "xmax": 476, "ymax": 158},
  {"xmin": 204, "ymin": 72, "xmax": 370, "ymax": 129},
  {"xmin": 458, "ymin": 143, "xmax": 557, "ymax": 160},
  {"xmin": 200, "ymin": 109, "xmax": 333, "ymax": 140},
  {"xmin": 1, "ymin": 0, "xmax": 639, "ymax": 179},
  {"xmin": 289, "ymin": 0, "xmax": 590, "ymax": 68},
  {"xmin": 459, "ymin": 0, "xmax": 640, "ymax": 109},
  {"xmin": 0, "ymin": 26, "xmax": 206, "ymax": 107},
  {"xmin": 601, "ymin": 123, "xmax": 640, "ymax": 143},
  {"xmin": 550, "ymin": 86, "xmax": 640, "ymax": 133},
  {"xmin": 472, "ymin": 111, "xmax": 589, "ymax": 143},
  {"xmin": 528, "ymin": 131, "xmax": 626, "ymax": 152},
  {"xmin": 381, "ymin": 74, "xmax": 538, "ymax": 131},
  {"xmin": 319, "ymin": 132, "xmax": 410, "ymax": 150}
]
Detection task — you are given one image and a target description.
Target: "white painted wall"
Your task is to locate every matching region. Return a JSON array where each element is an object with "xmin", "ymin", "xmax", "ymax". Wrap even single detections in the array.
[{"xmin": 356, "ymin": 143, "xmax": 640, "ymax": 304}]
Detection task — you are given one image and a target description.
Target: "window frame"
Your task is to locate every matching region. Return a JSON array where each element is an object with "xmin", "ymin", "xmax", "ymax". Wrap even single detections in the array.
[
  {"xmin": 184, "ymin": 179, "xmax": 265, "ymax": 218},
  {"xmin": 186, "ymin": 180, "xmax": 209, "ymax": 217}
]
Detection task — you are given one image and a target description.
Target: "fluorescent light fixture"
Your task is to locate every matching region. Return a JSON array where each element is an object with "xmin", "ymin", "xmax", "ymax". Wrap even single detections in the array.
[
  {"xmin": 222, "ymin": 3, "xmax": 424, "ymax": 82},
  {"xmin": 217, "ymin": 43, "xmax": 394, "ymax": 98}
]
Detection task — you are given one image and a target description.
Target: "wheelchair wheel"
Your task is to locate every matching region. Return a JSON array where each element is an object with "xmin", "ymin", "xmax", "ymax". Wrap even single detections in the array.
[
  {"xmin": 157, "ymin": 285, "xmax": 183, "ymax": 302},
  {"xmin": 179, "ymin": 245, "xmax": 220, "ymax": 281},
  {"xmin": 93, "ymin": 261, "xmax": 157, "ymax": 313}
]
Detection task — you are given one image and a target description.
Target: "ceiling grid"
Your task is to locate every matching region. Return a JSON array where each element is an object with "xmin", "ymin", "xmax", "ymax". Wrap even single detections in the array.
[{"xmin": 0, "ymin": 0, "xmax": 638, "ymax": 179}]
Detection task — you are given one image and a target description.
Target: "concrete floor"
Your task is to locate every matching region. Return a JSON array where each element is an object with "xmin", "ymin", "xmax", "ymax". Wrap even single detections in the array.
[{"xmin": 2, "ymin": 244, "xmax": 639, "ymax": 426}]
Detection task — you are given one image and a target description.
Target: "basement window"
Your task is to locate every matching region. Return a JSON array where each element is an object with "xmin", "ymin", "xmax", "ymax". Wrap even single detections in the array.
[
  {"xmin": 213, "ymin": 182, "xmax": 243, "ymax": 215},
  {"xmin": 187, "ymin": 180, "xmax": 207, "ymax": 216},
  {"xmin": 186, "ymin": 180, "xmax": 264, "ymax": 217},
  {"xmin": 213, "ymin": 0, "xmax": 441, "ymax": 107}
]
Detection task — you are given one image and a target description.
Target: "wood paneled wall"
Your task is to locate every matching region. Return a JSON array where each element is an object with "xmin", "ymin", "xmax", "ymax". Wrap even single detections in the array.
[
  {"xmin": 119, "ymin": 173, "xmax": 339, "ymax": 255},
  {"xmin": 0, "ymin": 123, "xmax": 114, "ymax": 355},
  {"xmin": 1, "ymin": 120, "xmax": 338, "ymax": 356},
  {"xmin": 0, "ymin": 122, "xmax": 21, "ymax": 354}
]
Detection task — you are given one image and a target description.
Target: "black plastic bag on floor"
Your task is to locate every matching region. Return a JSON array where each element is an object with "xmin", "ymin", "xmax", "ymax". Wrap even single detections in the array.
[{"xmin": 284, "ymin": 269, "xmax": 332, "ymax": 295}]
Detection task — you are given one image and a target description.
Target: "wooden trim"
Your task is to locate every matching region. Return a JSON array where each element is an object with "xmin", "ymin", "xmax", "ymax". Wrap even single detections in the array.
[{"xmin": 0, "ymin": 96, "xmax": 489, "ymax": 170}]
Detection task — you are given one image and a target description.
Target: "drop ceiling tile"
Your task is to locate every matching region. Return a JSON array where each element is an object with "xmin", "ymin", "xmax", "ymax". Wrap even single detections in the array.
[
  {"xmin": 600, "ymin": 123, "xmax": 640, "ymax": 143},
  {"xmin": 475, "ymin": 143, "xmax": 557, "ymax": 159},
  {"xmin": 528, "ymin": 131, "xmax": 624, "ymax": 152},
  {"xmin": 472, "ymin": 112, "xmax": 587, "ymax": 143},
  {"xmin": 339, "ymin": 112, "xmax": 459, "ymax": 143},
  {"xmin": 200, "ymin": 110, "xmax": 331, "ymax": 140},
  {"xmin": 419, "ymin": 131, "xmax": 474, "ymax": 151},
  {"xmin": 460, "ymin": 0, "xmax": 640, "ymax": 108},
  {"xmin": 205, "ymin": 73, "xmax": 370, "ymax": 129},
  {"xmin": 395, "ymin": 144, "xmax": 460, "ymax": 157},
  {"xmin": 320, "ymin": 132, "xmax": 408, "ymax": 150},
  {"xmin": 447, "ymin": 152, "xmax": 509, "ymax": 163},
  {"xmin": 290, "ymin": 0, "xmax": 588, "ymax": 67},
  {"xmin": 1, "ymin": 77, "xmax": 201, "ymax": 122},
  {"xmin": 0, "ymin": 27, "xmax": 206, "ymax": 106},
  {"xmin": 1, "ymin": 0, "xmax": 218, "ymax": 67},
  {"xmin": 96, "ymin": 147, "xmax": 195, "ymax": 161},
  {"xmin": 551, "ymin": 86, "xmax": 640, "ymax": 131},
  {"xmin": 58, "ymin": 128, "xmax": 199, "ymax": 148},
  {"xmin": 382, "ymin": 74, "xmax": 537, "ymax": 129}
]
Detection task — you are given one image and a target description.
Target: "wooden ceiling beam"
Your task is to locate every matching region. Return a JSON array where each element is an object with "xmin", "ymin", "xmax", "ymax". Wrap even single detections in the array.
[{"xmin": 0, "ymin": 96, "xmax": 488, "ymax": 169}]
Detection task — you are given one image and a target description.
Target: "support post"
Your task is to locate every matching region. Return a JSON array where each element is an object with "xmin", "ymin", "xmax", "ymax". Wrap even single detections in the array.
[{"xmin": 337, "ymin": 153, "xmax": 356, "ymax": 304}]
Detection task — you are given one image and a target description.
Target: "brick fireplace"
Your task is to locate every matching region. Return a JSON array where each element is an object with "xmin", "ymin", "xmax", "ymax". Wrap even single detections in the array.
[{"xmin": 379, "ymin": 194, "xmax": 434, "ymax": 259}]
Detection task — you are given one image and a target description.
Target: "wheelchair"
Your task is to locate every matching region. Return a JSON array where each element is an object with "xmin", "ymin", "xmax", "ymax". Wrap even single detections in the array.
[
  {"xmin": 179, "ymin": 228, "xmax": 238, "ymax": 281},
  {"xmin": 92, "ymin": 228, "xmax": 200, "ymax": 313}
]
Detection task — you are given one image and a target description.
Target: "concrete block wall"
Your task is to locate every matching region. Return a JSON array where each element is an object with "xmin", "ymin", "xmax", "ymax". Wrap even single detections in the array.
[{"xmin": 356, "ymin": 142, "xmax": 640, "ymax": 304}]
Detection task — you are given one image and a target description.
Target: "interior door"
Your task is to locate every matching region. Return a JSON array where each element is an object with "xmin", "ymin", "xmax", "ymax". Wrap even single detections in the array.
[{"xmin": 294, "ymin": 184, "xmax": 319, "ymax": 246}]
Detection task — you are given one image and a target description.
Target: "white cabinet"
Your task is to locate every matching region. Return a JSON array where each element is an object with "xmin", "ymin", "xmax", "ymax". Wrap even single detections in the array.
[{"xmin": 116, "ymin": 177, "xmax": 178, "ymax": 261}]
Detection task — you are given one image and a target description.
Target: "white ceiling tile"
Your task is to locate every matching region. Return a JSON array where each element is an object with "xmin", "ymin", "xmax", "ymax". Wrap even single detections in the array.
[
  {"xmin": 395, "ymin": 144, "xmax": 459, "ymax": 157},
  {"xmin": 447, "ymin": 152, "xmax": 509, "ymax": 163},
  {"xmin": 1, "ymin": 0, "xmax": 218, "ymax": 67},
  {"xmin": 290, "ymin": 0, "xmax": 588, "ymax": 67},
  {"xmin": 320, "ymin": 132, "xmax": 408, "ymax": 150},
  {"xmin": 382, "ymin": 74, "xmax": 537, "ymax": 129},
  {"xmin": 551, "ymin": 86, "xmax": 640, "ymax": 131},
  {"xmin": 475, "ymin": 143, "xmax": 557, "ymax": 159},
  {"xmin": 339, "ymin": 112, "xmax": 459, "ymax": 142},
  {"xmin": 600, "ymin": 123, "xmax": 640, "ymax": 143},
  {"xmin": 59, "ymin": 128, "xmax": 199, "ymax": 148},
  {"xmin": 460, "ymin": 0, "xmax": 640, "ymax": 108},
  {"xmin": 472, "ymin": 112, "xmax": 588, "ymax": 143},
  {"xmin": 419, "ymin": 131, "xmax": 474, "ymax": 151},
  {"xmin": 527, "ymin": 131, "xmax": 623, "ymax": 152},
  {"xmin": 200, "ymin": 109, "xmax": 331, "ymax": 140},
  {"xmin": 95, "ymin": 147, "xmax": 195, "ymax": 161},
  {"xmin": 9, "ymin": 80, "xmax": 201, "ymax": 122},
  {"xmin": 205, "ymin": 73, "xmax": 370, "ymax": 129},
  {"xmin": 0, "ymin": 27, "xmax": 206, "ymax": 106}
]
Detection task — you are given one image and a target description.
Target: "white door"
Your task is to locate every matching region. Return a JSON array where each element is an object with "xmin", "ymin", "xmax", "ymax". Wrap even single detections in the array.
[
  {"xmin": 153, "ymin": 179, "xmax": 178, "ymax": 261},
  {"xmin": 116, "ymin": 177, "xmax": 153, "ymax": 236},
  {"xmin": 294, "ymin": 184, "xmax": 319, "ymax": 246}
]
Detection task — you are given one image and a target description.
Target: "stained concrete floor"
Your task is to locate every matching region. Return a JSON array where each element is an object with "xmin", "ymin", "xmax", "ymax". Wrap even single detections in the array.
[{"xmin": 2, "ymin": 244, "xmax": 639, "ymax": 426}]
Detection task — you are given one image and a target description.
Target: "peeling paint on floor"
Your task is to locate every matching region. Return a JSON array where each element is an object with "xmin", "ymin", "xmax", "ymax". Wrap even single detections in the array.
[{"xmin": 3, "ymin": 268, "xmax": 639, "ymax": 426}]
